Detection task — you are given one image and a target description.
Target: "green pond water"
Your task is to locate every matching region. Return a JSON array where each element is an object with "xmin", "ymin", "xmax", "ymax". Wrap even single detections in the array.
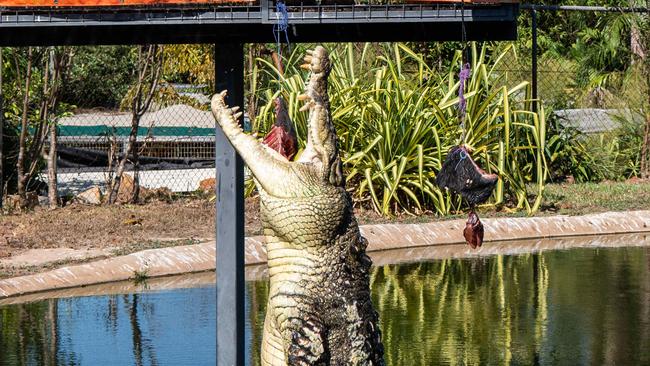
[{"xmin": 1, "ymin": 245, "xmax": 649, "ymax": 365}]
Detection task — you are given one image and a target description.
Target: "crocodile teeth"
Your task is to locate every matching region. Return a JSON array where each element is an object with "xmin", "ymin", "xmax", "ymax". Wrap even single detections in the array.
[
  {"xmin": 219, "ymin": 90, "xmax": 228, "ymax": 97},
  {"xmin": 230, "ymin": 106, "xmax": 240, "ymax": 113},
  {"xmin": 233, "ymin": 112, "xmax": 243, "ymax": 120},
  {"xmin": 299, "ymin": 63, "xmax": 311, "ymax": 70},
  {"xmin": 305, "ymin": 49, "xmax": 314, "ymax": 55},
  {"xmin": 297, "ymin": 94, "xmax": 310, "ymax": 101},
  {"xmin": 303, "ymin": 55, "xmax": 313, "ymax": 63}
]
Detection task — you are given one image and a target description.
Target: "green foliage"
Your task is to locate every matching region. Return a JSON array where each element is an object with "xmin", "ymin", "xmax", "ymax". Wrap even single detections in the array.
[
  {"xmin": 132, "ymin": 267, "xmax": 150, "ymax": 285},
  {"xmin": 60, "ymin": 46, "xmax": 135, "ymax": 109},
  {"xmin": 545, "ymin": 113, "xmax": 598, "ymax": 183},
  {"xmin": 513, "ymin": 5, "xmax": 648, "ymax": 183},
  {"xmin": 516, "ymin": 3, "xmax": 644, "ymax": 110},
  {"xmin": 1, "ymin": 47, "xmax": 75, "ymax": 194},
  {"xmin": 251, "ymin": 43, "xmax": 547, "ymax": 216},
  {"xmin": 586, "ymin": 114, "xmax": 645, "ymax": 181},
  {"xmin": 547, "ymin": 110, "xmax": 645, "ymax": 183},
  {"xmin": 517, "ymin": 0, "xmax": 634, "ymax": 57},
  {"xmin": 162, "ymin": 44, "xmax": 214, "ymax": 87},
  {"xmin": 1, "ymin": 122, "xmax": 19, "ymax": 191}
]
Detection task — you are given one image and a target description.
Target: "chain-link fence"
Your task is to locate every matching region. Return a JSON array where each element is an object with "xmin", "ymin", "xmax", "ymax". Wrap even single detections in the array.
[
  {"xmin": 492, "ymin": 6, "xmax": 649, "ymax": 135},
  {"xmin": 55, "ymin": 91, "xmax": 216, "ymax": 197},
  {"xmin": 507, "ymin": 5, "xmax": 649, "ymax": 181},
  {"xmin": 492, "ymin": 47, "xmax": 647, "ymax": 132},
  {"xmin": 0, "ymin": 4, "xmax": 648, "ymax": 204}
]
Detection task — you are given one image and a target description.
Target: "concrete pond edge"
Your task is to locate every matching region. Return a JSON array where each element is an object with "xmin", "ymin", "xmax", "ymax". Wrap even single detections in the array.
[{"xmin": 1, "ymin": 210, "xmax": 649, "ymax": 299}]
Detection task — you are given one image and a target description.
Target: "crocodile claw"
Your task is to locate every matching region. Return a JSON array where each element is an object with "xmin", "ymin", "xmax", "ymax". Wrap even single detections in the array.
[
  {"xmin": 301, "ymin": 47, "xmax": 330, "ymax": 76},
  {"xmin": 299, "ymin": 102, "xmax": 313, "ymax": 112}
]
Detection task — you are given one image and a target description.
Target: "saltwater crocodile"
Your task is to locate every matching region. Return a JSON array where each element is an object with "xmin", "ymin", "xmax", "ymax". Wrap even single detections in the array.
[{"xmin": 211, "ymin": 46, "xmax": 384, "ymax": 365}]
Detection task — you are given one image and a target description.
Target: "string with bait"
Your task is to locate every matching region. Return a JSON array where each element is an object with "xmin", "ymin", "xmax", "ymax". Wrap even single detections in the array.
[
  {"xmin": 434, "ymin": 1, "xmax": 498, "ymax": 249},
  {"xmin": 261, "ymin": 0, "xmax": 298, "ymax": 161}
]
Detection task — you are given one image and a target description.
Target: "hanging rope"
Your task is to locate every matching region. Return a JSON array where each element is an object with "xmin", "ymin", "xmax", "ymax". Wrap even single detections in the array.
[
  {"xmin": 458, "ymin": 0, "xmax": 471, "ymax": 145},
  {"xmin": 455, "ymin": 147, "xmax": 469, "ymax": 170},
  {"xmin": 458, "ymin": 62, "xmax": 471, "ymax": 144},
  {"xmin": 273, "ymin": 1, "xmax": 290, "ymax": 57}
]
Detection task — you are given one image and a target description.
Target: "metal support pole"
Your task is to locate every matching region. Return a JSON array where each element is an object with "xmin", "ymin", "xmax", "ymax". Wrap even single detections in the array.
[
  {"xmin": 215, "ymin": 42, "xmax": 245, "ymax": 366},
  {"xmin": 531, "ymin": 9, "xmax": 538, "ymax": 114}
]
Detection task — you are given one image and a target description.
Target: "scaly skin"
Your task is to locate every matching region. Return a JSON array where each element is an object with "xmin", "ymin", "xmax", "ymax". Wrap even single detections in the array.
[{"xmin": 211, "ymin": 46, "xmax": 384, "ymax": 365}]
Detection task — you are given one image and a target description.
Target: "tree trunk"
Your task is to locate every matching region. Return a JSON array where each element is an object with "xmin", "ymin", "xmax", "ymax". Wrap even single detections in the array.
[
  {"xmin": 108, "ymin": 114, "xmax": 140, "ymax": 204},
  {"xmin": 16, "ymin": 48, "xmax": 33, "ymax": 200},
  {"xmin": 42, "ymin": 47, "xmax": 73, "ymax": 209},
  {"xmin": 131, "ymin": 142, "xmax": 141, "ymax": 204},
  {"xmin": 246, "ymin": 45, "xmax": 261, "ymax": 126},
  {"xmin": 47, "ymin": 122, "xmax": 58, "ymax": 209},
  {"xmin": 108, "ymin": 45, "xmax": 161, "ymax": 204}
]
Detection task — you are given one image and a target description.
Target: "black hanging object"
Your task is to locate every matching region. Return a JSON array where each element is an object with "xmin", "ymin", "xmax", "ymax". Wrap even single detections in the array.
[
  {"xmin": 435, "ymin": 146, "xmax": 498, "ymax": 249},
  {"xmin": 435, "ymin": 146, "xmax": 498, "ymax": 207},
  {"xmin": 437, "ymin": 4, "xmax": 497, "ymax": 249}
]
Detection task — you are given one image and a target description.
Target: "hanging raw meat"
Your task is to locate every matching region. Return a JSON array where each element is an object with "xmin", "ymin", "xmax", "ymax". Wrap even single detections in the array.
[{"xmin": 262, "ymin": 97, "xmax": 298, "ymax": 160}]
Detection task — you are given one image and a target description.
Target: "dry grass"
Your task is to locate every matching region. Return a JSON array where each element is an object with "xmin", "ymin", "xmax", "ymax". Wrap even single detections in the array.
[{"xmin": 1, "ymin": 180, "xmax": 648, "ymax": 276}]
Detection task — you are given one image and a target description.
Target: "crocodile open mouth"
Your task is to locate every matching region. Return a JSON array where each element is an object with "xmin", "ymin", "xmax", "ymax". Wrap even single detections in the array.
[{"xmin": 261, "ymin": 97, "xmax": 298, "ymax": 161}]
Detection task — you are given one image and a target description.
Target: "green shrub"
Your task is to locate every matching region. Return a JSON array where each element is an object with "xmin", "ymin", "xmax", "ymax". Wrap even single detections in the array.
[
  {"xmin": 587, "ymin": 112, "xmax": 645, "ymax": 181},
  {"xmin": 544, "ymin": 113, "xmax": 599, "ymax": 183},
  {"xmin": 251, "ymin": 43, "xmax": 547, "ymax": 216},
  {"xmin": 61, "ymin": 46, "xmax": 136, "ymax": 109}
]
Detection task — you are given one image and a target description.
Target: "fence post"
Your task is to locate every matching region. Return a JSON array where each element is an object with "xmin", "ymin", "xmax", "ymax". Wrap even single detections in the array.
[
  {"xmin": 531, "ymin": 8, "xmax": 538, "ymax": 113},
  {"xmin": 214, "ymin": 42, "xmax": 245, "ymax": 366}
]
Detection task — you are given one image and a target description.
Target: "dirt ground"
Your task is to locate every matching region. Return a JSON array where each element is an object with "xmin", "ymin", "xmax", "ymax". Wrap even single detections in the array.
[
  {"xmin": 2, "ymin": 180, "xmax": 650, "ymax": 279},
  {"xmin": 0, "ymin": 196, "xmax": 265, "ymax": 278}
]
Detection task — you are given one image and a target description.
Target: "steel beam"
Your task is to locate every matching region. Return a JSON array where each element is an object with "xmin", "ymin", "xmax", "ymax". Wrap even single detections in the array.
[
  {"xmin": 215, "ymin": 42, "xmax": 245, "ymax": 366},
  {"xmin": 0, "ymin": 3, "xmax": 519, "ymax": 45},
  {"xmin": 0, "ymin": 21, "xmax": 517, "ymax": 46}
]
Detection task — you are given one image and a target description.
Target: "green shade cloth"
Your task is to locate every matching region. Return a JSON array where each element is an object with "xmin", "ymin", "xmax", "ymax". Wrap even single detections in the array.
[{"xmin": 58, "ymin": 125, "xmax": 214, "ymax": 137}]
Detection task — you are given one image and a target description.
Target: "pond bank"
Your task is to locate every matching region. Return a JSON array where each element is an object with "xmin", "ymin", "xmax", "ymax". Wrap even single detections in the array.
[{"xmin": 1, "ymin": 210, "xmax": 649, "ymax": 299}]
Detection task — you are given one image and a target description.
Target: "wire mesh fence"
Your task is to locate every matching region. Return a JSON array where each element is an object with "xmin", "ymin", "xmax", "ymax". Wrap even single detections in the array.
[
  {"xmin": 55, "ymin": 99, "xmax": 216, "ymax": 197},
  {"xmin": 492, "ymin": 50, "xmax": 648, "ymax": 134},
  {"xmin": 0, "ymin": 4, "xmax": 648, "ymax": 205}
]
